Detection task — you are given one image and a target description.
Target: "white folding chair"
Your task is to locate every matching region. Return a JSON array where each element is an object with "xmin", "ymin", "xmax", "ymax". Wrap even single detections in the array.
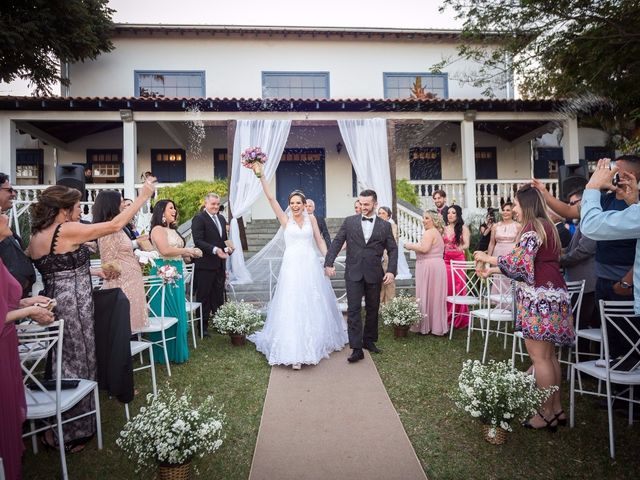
[
  {"xmin": 447, "ymin": 260, "xmax": 482, "ymax": 339},
  {"xmin": 182, "ymin": 263, "xmax": 203, "ymax": 346},
  {"xmin": 18, "ymin": 320, "xmax": 103, "ymax": 480},
  {"xmin": 137, "ymin": 276, "xmax": 179, "ymax": 376},
  {"xmin": 558, "ymin": 280, "xmax": 586, "ymax": 378},
  {"xmin": 570, "ymin": 300, "xmax": 640, "ymax": 458},
  {"xmin": 124, "ymin": 340, "xmax": 158, "ymax": 421}
]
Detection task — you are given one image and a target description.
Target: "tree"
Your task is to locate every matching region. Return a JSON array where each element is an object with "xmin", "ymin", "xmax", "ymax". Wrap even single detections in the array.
[
  {"xmin": 0, "ymin": 0, "xmax": 114, "ymax": 95},
  {"xmin": 439, "ymin": 0, "xmax": 640, "ymax": 146}
]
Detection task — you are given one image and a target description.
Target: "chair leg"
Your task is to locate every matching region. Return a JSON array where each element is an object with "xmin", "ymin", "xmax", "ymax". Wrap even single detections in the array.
[
  {"xmin": 161, "ymin": 329, "xmax": 172, "ymax": 376},
  {"xmin": 570, "ymin": 365, "xmax": 576, "ymax": 428},
  {"xmin": 449, "ymin": 304, "xmax": 457, "ymax": 340},
  {"xmin": 56, "ymin": 412, "xmax": 68, "ymax": 480},
  {"xmin": 124, "ymin": 403, "xmax": 130, "ymax": 421},
  {"xmin": 94, "ymin": 386, "xmax": 103, "ymax": 450},
  {"xmin": 30, "ymin": 420, "xmax": 38, "ymax": 454},
  {"xmin": 199, "ymin": 310, "xmax": 204, "ymax": 340},
  {"xmin": 466, "ymin": 315, "xmax": 473, "ymax": 353},
  {"xmin": 149, "ymin": 345, "xmax": 158, "ymax": 397},
  {"xmin": 482, "ymin": 319, "xmax": 491, "ymax": 364},
  {"xmin": 606, "ymin": 379, "xmax": 616, "ymax": 459},
  {"xmin": 190, "ymin": 312, "xmax": 198, "ymax": 349}
]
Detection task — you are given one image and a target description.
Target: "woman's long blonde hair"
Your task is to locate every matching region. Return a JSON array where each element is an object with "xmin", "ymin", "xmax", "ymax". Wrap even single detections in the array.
[
  {"xmin": 514, "ymin": 185, "xmax": 560, "ymax": 253},
  {"xmin": 425, "ymin": 210, "xmax": 445, "ymax": 234}
]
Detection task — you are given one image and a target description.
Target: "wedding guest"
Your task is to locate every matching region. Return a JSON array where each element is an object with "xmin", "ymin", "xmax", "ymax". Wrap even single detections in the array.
[
  {"xmin": 487, "ymin": 202, "xmax": 521, "ymax": 257},
  {"xmin": 354, "ymin": 199, "xmax": 362, "ymax": 214},
  {"xmin": 0, "ymin": 213, "xmax": 55, "ymax": 480},
  {"xmin": 474, "ymin": 185, "xmax": 574, "ymax": 430},
  {"xmin": 27, "ymin": 179, "xmax": 156, "ymax": 452},
  {"xmin": 377, "ymin": 206, "xmax": 398, "ymax": 304},
  {"xmin": 306, "ymin": 199, "xmax": 331, "ymax": 250},
  {"xmin": 443, "ymin": 205, "xmax": 471, "ymax": 329},
  {"xmin": 548, "ymin": 209, "xmax": 572, "ymax": 249},
  {"xmin": 93, "ymin": 191, "xmax": 148, "ymax": 332},
  {"xmin": 0, "ymin": 173, "xmax": 36, "ymax": 297},
  {"xmin": 149, "ymin": 199, "xmax": 199, "ymax": 363},
  {"xmin": 476, "ymin": 207, "xmax": 496, "ymax": 252},
  {"xmin": 432, "ymin": 189, "xmax": 448, "ymax": 223},
  {"xmin": 405, "ymin": 210, "xmax": 447, "ymax": 336},
  {"xmin": 121, "ymin": 198, "xmax": 140, "ymax": 240}
]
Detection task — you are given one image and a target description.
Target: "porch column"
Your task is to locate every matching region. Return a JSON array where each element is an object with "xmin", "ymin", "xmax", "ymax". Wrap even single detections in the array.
[
  {"xmin": 0, "ymin": 117, "xmax": 16, "ymax": 179},
  {"xmin": 562, "ymin": 117, "xmax": 580, "ymax": 165},
  {"xmin": 461, "ymin": 115, "xmax": 477, "ymax": 209},
  {"xmin": 122, "ymin": 117, "xmax": 137, "ymax": 199},
  {"xmin": 386, "ymin": 119, "xmax": 397, "ymax": 217}
]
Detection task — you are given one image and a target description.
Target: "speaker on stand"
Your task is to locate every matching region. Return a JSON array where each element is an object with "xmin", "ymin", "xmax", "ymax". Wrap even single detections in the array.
[
  {"xmin": 55, "ymin": 165, "xmax": 86, "ymax": 198},
  {"xmin": 558, "ymin": 159, "xmax": 589, "ymax": 201}
]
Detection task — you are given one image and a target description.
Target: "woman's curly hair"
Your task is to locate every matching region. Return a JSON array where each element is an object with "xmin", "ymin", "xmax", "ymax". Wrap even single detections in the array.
[{"xmin": 30, "ymin": 185, "xmax": 82, "ymax": 233}]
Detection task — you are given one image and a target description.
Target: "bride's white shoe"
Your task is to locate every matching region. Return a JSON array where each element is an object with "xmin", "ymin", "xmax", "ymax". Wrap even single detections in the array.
[{"xmin": 292, "ymin": 363, "xmax": 302, "ymax": 370}]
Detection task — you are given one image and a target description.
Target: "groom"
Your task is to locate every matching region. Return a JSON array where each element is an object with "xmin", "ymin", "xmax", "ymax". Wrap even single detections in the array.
[{"xmin": 325, "ymin": 189, "xmax": 398, "ymax": 363}]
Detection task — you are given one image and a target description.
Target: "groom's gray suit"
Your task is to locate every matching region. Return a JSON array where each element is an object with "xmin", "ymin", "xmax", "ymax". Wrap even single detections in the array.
[{"xmin": 325, "ymin": 214, "xmax": 398, "ymax": 350}]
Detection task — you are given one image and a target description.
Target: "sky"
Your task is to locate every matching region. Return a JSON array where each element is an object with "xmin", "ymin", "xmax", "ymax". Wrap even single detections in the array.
[{"xmin": 0, "ymin": 0, "xmax": 461, "ymax": 95}]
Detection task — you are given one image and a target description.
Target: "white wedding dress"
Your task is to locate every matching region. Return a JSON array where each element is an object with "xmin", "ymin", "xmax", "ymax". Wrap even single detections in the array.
[{"xmin": 248, "ymin": 214, "xmax": 348, "ymax": 365}]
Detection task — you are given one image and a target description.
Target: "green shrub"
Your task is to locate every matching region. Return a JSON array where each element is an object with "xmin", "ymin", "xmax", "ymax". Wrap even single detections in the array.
[
  {"xmin": 396, "ymin": 179, "xmax": 420, "ymax": 208},
  {"xmin": 155, "ymin": 180, "xmax": 228, "ymax": 221}
]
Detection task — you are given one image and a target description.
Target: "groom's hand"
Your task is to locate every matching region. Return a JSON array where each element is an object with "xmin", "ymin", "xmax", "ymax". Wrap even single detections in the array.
[
  {"xmin": 383, "ymin": 272, "xmax": 395, "ymax": 285},
  {"xmin": 325, "ymin": 266, "xmax": 336, "ymax": 277}
]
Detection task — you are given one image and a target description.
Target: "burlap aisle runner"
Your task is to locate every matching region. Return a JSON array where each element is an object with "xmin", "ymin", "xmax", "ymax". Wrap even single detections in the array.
[{"xmin": 249, "ymin": 348, "xmax": 428, "ymax": 480}]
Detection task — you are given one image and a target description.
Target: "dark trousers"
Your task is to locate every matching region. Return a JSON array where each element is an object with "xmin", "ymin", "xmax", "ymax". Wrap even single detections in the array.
[
  {"xmin": 346, "ymin": 278, "xmax": 382, "ymax": 349},
  {"xmin": 595, "ymin": 277, "xmax": 639, "ymax": 363},
  {"xmin": 194, "ymin": 267, "xmax": 225, "ymax": 333}
]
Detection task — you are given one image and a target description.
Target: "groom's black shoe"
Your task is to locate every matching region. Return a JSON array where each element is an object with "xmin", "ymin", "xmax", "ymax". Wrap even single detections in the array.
[
  {"xmin": 347, "ymin": 349, "xmax": 365, "ymax": 363},
  {"xmin": 364, "ymin": 342, "xmax": 382, "ymax": 354}
]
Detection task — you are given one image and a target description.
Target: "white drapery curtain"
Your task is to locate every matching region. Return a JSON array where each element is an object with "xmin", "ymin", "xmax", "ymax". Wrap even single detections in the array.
[
  {"xmin": 228, "ymin": 119, "xmax": 291, "ymax": 284},
  {"xmin": 338, "ymin": 118, "xmax": 411, "ymax": 279},
  {"xmin": 337, "ymin": 118, "xmax": 393, "ymax": 209}
]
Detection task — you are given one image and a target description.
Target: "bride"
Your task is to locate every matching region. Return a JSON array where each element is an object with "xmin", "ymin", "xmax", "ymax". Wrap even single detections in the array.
[{"xmin": 248, "ymin": 170, "xmax": 347, "ymax": 369}]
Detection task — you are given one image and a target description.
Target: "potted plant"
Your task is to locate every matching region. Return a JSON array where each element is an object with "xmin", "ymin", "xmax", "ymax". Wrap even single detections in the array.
[
  {"xmin": 455, "ymin": 359, "xmax": 557, "ymax": 444},
  {"xmin": 116, "ymin": 386, "xmax": 224, "ymax": 478},
  {"xmin": 211, "ymin": 300, "xmax": 264, "ymax": 346},
  {"xmin": 380, "ymin": 293, "xmax": 422, "ymax": 338}
]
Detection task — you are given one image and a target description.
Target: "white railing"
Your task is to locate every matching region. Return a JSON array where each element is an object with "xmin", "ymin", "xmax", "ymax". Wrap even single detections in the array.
[
  {"xmin": 408, "ymin": 179, "xmax": 559, "ymax": 210},
  {"xmin": 396, "ymin": 203, "xmax": 423, "ymax": 245}
]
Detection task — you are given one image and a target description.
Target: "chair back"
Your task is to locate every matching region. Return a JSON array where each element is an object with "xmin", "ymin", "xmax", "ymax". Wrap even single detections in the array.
[
  {"xmin": 449, "ymin": 260, "xmax": 482, "ymax": 299},
  {"xmin": 143, "ymin": 275, "xmax": 167, "ymax": 318},
  {"xmin": 599, "ymin": 300, "xmax": 640, "ymax": 372},
  {"xmin": 484, "ymin": 274, "xmax": 513, "ymax": 312},
  {"xmin": 566, "ymin": 280, "xmax": 586, "ymax": 330},
  {"xmin": 17, "ymin": 320, "xmax": 65, "ymax": 411},
  {"xmin": 183, "ymin": 262, "xmax": 195, "ymax": 301}
]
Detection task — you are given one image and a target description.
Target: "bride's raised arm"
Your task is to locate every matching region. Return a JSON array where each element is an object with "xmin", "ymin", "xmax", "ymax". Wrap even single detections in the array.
[
  {"xmin": 309, "ymin": 215, "xmax": 328, "ymax": 256},
  {"xmin": 259, "ymin": 175, "xmax": 288, "ymax": 227}
]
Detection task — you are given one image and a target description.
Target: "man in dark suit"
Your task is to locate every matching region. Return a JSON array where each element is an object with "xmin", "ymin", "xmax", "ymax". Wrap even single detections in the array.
[
  {"xmin": 192, "ymin": 193, "xmax": 232, "ymax": 337},
  {"xmin": 325, "ymin": 189, "xmax": 398, "ymax": 363},
  {"xmin": 305, "ymin": 198, "xmax": 331, "ymax": 250},
  {"xmin": 0, "ymin": 173, "xmax": 36, "ymax": 297}
]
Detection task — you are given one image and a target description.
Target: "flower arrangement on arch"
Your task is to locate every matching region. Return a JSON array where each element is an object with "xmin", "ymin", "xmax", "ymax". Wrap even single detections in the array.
[
  {"xmin": 157, "ymin": 264, "xmax": 181, "ymax": 286},
  {"xmin": 380, "ymin": 293, "xmax": 422, "ymax": 327},
  {"xmin": 116, "ymin": 385, "xmax": 224, "ymax": 473},
  {"xmin": 455, "ymin": 359, "xmax": 557, "ymax": 439},
  {"xmin": 211, "ymin": 300, "xmax": 264, "ymax": 335},
  {"xmin": 241, "ymin": 146, "xmax": 268, "ymax": 178}
]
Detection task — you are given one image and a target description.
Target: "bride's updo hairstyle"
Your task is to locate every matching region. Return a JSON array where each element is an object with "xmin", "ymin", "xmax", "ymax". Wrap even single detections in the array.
[
  {"xmin": 30, "ymin": 185, "xmax": 82, "ymax": 233},
  {"xmin": 288, "ymin": 190, "xmax": 306, "ymax": 204}
]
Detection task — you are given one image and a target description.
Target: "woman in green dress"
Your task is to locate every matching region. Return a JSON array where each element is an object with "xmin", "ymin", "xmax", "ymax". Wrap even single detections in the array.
[{"xmin": 149, "ymin": 200, "xmax": 200, "ymax": 364}]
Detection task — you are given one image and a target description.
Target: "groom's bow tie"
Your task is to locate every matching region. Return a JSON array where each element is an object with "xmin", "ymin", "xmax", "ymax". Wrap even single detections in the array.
[{"xmin": 361, "ymin": 216, "xmax": 373, "ymax": 223}]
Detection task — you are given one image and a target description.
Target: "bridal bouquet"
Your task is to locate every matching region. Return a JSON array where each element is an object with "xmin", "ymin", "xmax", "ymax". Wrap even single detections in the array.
[
  {"xmin": 212, "ymin": 300, "xmax": 264, "ymax": 335},
  {"xmin": 455, "ymin": 359, "xmax": 557, "ymax": 439},
  {"xmin": 241, "ymin": 146, "xmax": 268, "ymax": 178},
  {"xmin": 157, "ymin": 264, "xmax": 181, "ymax": 286},
  {"xmin": 380, "ymin": 293, "xmax": 422, "ymax": 327},
  {"xmin": 117, "ymin": 385, "xmax": 224, "ymax": 473}
]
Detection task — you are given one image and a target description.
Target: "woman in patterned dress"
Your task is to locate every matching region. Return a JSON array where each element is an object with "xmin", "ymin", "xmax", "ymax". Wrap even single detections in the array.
[
  {"xmin": 27, "ymin": 180, "xmax": 156, "ymax": 452},
  {"xmin": 93, "ymin": 191, "xmax": 148, "ymax": 332},
  {"xmin": 474, "ymin": 185, "xmax": 574, "ymax": 431}
]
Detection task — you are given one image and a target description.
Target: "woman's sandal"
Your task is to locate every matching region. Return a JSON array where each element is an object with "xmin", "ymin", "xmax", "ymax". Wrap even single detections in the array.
[
  {"xmin": 39, "ymin": 430, "xmax": 89, "ymax": 454},
  {"xmin": 522, "ymin": 411, "xmax": 558, "ymax": 432},
  {"xmin": 40, "ymin": 430, "xmax": 57, "ymax": 450},
  {"xmin": 554, "ymin": 410, "xmax": 568, "ymax": 427}
]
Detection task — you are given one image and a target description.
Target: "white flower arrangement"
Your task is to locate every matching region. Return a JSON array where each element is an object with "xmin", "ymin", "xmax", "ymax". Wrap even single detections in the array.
[
  {"xmin": 116, "ymin": 386, "xmax": 224, "ymax": 473},
  {"xmin": 380, "ymin": 293, "xmax": 422, "ymax": 327},
  {"xmin": 211, "ymin": 300, "xmax": 264, "ymax": 335},
  {"xmin": 455, "ymin": 360, "xmax": 557, "ymax": 438}
]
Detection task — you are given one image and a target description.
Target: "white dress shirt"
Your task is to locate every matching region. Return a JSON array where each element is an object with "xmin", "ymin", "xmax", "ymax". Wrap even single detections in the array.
[{"xmin": 361, "ymin": 215, "xmax": 376, "ymax": 243}]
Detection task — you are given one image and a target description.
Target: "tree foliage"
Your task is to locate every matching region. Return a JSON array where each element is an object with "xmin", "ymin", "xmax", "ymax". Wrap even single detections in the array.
[
  {"xmin": 439, "ymin": 0, "xmax": 640, "ymax": 141},
  {"xmin": 0, "ymin": 0, "xmax": 114, "ymax": 95}
]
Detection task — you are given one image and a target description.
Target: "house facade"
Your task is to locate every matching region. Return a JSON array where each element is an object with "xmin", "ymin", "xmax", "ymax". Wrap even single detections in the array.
[{"xmin": 0, "ymin": 24, "xmax": 609, "ymax": 220}]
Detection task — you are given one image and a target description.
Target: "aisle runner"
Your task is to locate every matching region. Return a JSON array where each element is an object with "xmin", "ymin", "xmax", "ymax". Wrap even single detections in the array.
[{"xmin": 249, "ymin": 348, "xmax": 428, "ymax": 480}]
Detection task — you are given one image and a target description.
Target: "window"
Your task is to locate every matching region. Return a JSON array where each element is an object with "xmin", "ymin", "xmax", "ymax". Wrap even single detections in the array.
[
  {"xmin": 409, "ymin": 147, "xmax": 442, "ymax": 180},
  {"xmin": 151, "ymin": 149, "xmax": 186, "ymax": 183},
  {"xmin": 213, "ymin": 149, "xmax": 228, "ymax": 180},
  {"xmin": 135, "ymin": 71, "xmax": 205, "ymax": 98},
  {"xmin": 87, "ymin": 149, "xmax": 123, "ymax": 183},
  {"xmin": 262, "ymin": 72, "xmax": 329, "ymax": 99},
  {"xmin": 16, "ymin": 149, "xmax": 44, "ymax": 184},
  {"xmin": 475, "ymin": 147, "xmax": 498, "ymax": 180},
  {"xmin": 383, "ymin": 73, "xmax": 448, "ymax": 99}
]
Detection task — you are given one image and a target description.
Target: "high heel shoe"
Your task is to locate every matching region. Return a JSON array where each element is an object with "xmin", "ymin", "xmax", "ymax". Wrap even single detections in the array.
[
  {"xmin": 553, "ymin": 410, "xmax": 567, "ymax": 427},
  {"xmin": 522, "ymin": 411, "xmax": 558, "ymax": 432}
]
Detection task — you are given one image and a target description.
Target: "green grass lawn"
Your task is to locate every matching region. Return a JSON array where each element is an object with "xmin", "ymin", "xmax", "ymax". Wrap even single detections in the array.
[{"xmin": 22, "ymin": 326, "xmax": 640, "ymax": 479}]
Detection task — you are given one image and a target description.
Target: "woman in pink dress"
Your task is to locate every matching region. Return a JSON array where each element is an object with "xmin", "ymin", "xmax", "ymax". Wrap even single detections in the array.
[
  {"xmin": 443, "ymin": 205, "xmax": 471, "ymax": 329},
  {"xmin": 405, "ymin": 211, "xmax": 448, "ymax": 335},
  {"xmin": 488, "ymin": 202, "xmax": 521, "ymax": 297}
]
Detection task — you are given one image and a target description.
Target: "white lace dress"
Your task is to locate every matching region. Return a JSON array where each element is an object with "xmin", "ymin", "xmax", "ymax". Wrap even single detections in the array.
[{"xmin": 248, "ymin": 215, "xmax": 348, "ymax": 365}]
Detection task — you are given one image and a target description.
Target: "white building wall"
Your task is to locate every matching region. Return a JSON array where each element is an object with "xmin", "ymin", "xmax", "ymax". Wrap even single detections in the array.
[{"xmin": 68, "ymin": 36, "xmax": 504, "ymax": 100}]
